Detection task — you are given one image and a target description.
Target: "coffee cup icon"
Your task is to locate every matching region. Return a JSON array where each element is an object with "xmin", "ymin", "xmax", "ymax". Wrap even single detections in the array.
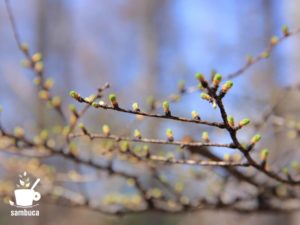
[
  {"xmin": 13, "ymin": 178, "xmax": 41, "ymax": 207},
  {"xmin": 14, "ymin": 189, "xmax": 41, "ymax": 207}
]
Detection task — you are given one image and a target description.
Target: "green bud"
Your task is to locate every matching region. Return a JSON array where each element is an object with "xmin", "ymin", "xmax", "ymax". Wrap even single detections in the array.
[
  {"xmin": 291, "ymin": 160, "xmax": 300, "ymax": 171},
  {"xmin": 282, "ymin": 167, "xmax": 289, "ymax": 175},
  {"xmin": 84, "ymin": 94, "xmax": 96, "ymax": 103},
  {"xmin": 44, "ymin": 79, "xmax": 54, "ymax": 89},
  {"xmin": 120, "ymin": 141, "xmax": 130, "ymax": 152},
  {"xmin": 282, "ymin": 25, "xmax": 289, "ymax": 36},
  {"xmin": 34, "ymin": 62, "xmax": 44, "ymax": 73},
  {"xmin": 270, "ymin": 36, "xmax": 279, "ymax": 45},
  {"xmin": 191, "ymin": 110, "xmax": 200, "ymax": 120},
  {"xmin": 134, "ymin": 129, "xmax": 142, "ymax": 139},
  {"xmin": 69, "ymin": 91, "xmax": 80, "ymax": 99},
  {"xmin": 251, "ymin": 134, "xmax": 261, "ymax": 144},
  {"xmin": 261, "ymin": 51, "xmax": 270, "ymax": 58},
  {"xmin": 102, "ymin": 124, "xmax": 110, "ymax": 136},
  {"xmin": 132, "ymin": 102, "xmax": 140, "ymax": 112},
  {"xmin": 166, "ymin": 128, "xmax": 174, "ymax": 142},
  {"xmin": 223, "ymin": 153, "xmax": 231, "ymax": 161},
  {"xmin": 79, "ymin": 123, "xmax": 85, "ymax": 129},
  {"xmin": 162, "ymin": 101, "xmax": 170, "ymax": 115},
  {"xmin": 20, "ymin": 43, "xmax": 29, "ymax": 52},
  {"xmin": 202, "ymin": 131, "xmax": 209, "ymax": 142},
  {"xmin": 213, "ymin": 73, "xmax": 222, "ymax": 87},
  {"xmin": 221, "ymin": 81, "xmax": 233, "ymax": 93},
  {"xmin": 227, "ymin": 116, "xmax": 234, "ymax": 127},
  {"xmin": 68, "ymin": 104, "xmax": 76, "ymax": 112},
  {"xmin": 39, "ymin": 129, "xmax": 49, "ymax": 140},
  {"xmin": 51, "ymin": 96, "xmax": 61, "ymax": 107},
  {"xmin": 195, "ymin": 73, "xmax": 205, "ymax": 82},
  {"xmin": 109, "ymin": 94, "xmax": 118, "ymax": 108},
  {"xmin": 14, "ymin": 126, "xmax": 25, "ymax": 138},
  {"xmin": 200, "ymin": 93, "xmax": 212, "ymax": 101},
  {"xmin": 39, "ymin": 90, "xmax": 49, "ymax": 100},
  {"xmin": 260, "ymin": 148, "xmax": 269, "ymax": 161},
  {"xmin": 246, "ymin": 55, "xmax": 253, "ymax": 64},
  {"xmin": 239, "ymin": 118, "xmax": 250, "ymax": 127},
  {"xmin": 32, "ymin": 52, "xmax": 42, "ymax": 62}
]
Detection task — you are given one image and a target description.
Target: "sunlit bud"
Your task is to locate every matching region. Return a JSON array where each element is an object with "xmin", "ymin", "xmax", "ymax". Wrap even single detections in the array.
[
  {"xmin": 212, "ymin": 101, "xmax": 217, "ymax": 109},
  {"xmin": 39, "ymin": 129, "xmax": 49, "ymax": 140},
  {"xmin": 32, "ymin": 52, "xmax": 42, "ymax": 62},
  {"xmin": 251, "ymin": 134, "xmax": 261, "ymax": 145},
  {"xmin": 261, "ymin": 51, "xmax": 270, "ymax": 58},
  {"xmin": 14, "ymin": 126, "xmax": 25, "ymax": 138},
  {"xmin": 34, "ymin": 62, "xmax": 44, "ymax": 73},
  {"xmin": 69, "ymin": 142, "xmax": 78, "ymax": 156},
  {"xmin": 202, "ymin": 131, "xmax": 209, "ymax": 143},
  {"xmin": 51, "ymin": 96, "xmax": 61, "ymax": 107},
  {"xmin": 69, "ymin": 114, "xmax": 77, "ymax": 125},
  {"xmin": 120, "ymin": 141, "xmax": 130, "ymax": 152},
  {"xmin": 20, "ymin": 43, "xmax": 29, "ymax": 52},
  {"xmin": 246, "ymin": 55, "xmax": 253, "ymax": 64},
  {"xmin": 33, "ymin": 77, "xmax": 41, "ymax": 86},
  {"xmin": 142, "ymin": 145, "xmax": 150, "ymax": 157},
  {"xmin": 195, "ymin": 73, "xmax": 208, "ymax": 87},
  {"xmin": 270, "ymin": 36, "xmax": 279, "ymax": 45},
  {"xmin": 232, "ymin": 153, "xmax": 241, "ymax": 162},
  {"xmin": 68, "ymin": 104, "xmax": 77, "ymax": 113},
  {"xmin": 148, "ymin": 188, "xmax": 163, "ymax": 199},
  {"xmin": 62, "ymin": 126, "xmax": 70, "ymax": 137},
  {"xmin": 282, "ymin": 25, "xmax": 289, "ymax": 36},
  {"xmin": 84, "ymin": 95, "xmax": 96, "ymax": 103},
  {"xmin": 109, "ymin": 94, "xmax": 118, "ymax": 108},
  {"xmin": 33, "ymin": 135, "xmax": 42, "ymax": 145},
  {"xmin": 223, "ymin": 153, "xmax": 231, "ymax": 161},
  {"xmin": 195, "ymin": 73, "xmax": 205, "ymax": 82},
  {"xmin": 91, "ymin": 102, "xmax": 97, "ymax": 107},
  {"xmin": 175, "ymin": 182, "xmax": 184, "ymax": 193},
  {"xmin": 44, "ymin": 79, "xmax": 54, "ymax": 90},
  {"xmin": 162, "ymin": 101, "xmax": 171, "ymax": 116},
  {"xmin": 79, "ymin": 123, "xmax": 88, "ymax": 135},
  {"xmin": 166, "ymin": 128, "xmax": 174, "ymax": 142},
  {"xmin": 69, "ymin": 91, "xmax": 80, "ymax": 100},
  {"xmin": 227, "ymin": 116, "xmax": 234, "ymax": 127},
  {"xmin": 178, "ymin": 80, "xmax": 185, "ymax": 93},
  {"xmin": 200, "ymin": 93, "xmax": 212, "ymax": 101},
  {"xmin": 46, "ymin": 139, "xmax": 55, "ymax": 148},
  {"xmin": 291, "ymin": 160, "xmax": 300, "ymax": 172},
  {"xmin": 134, "ymin": 129, "xmax": 142, "ymax": 139},
  {"xmin": 221, "ymin": 81, "xmax": 233, "ymax": 93},
  {"xmin": 260, "ymin": 148, "xmax": 269, "ymax": 161},
  {"xmin": 191, "ymin": 110, "xmax": 200, "ymax": 120},
  {"xmin": 102, "ymin": 124, "xmax": 110, "ymax": 136},
  {"xmin": 239, "ymin": 118, "xmax": 250, "ymax": 127},
  {"xmin": 212, "ymin": 73, "xmax": 222, "ymax": 88},
  {"xmin": 98, "ymin": 100, "xmax": 106, "ymax": 106},
  {"xmin": 21, "ymin": 59, "xmax": 31, "ymax": 68},
  {"xmin": 282, "ymin": 167, "xmax": 289, "ymax": 175},
  {"xmin": 132, "ymin": 102, "xmax": 140, "ymax": 112},
  {"xmin": 38, "ymin": 90, "xmax": 49, "ymax": 100}
]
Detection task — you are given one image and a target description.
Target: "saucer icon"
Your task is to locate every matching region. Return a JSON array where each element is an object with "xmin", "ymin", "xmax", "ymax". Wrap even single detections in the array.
[{"xmin": 9, "ymin": 172, "xmax": 41, "ymax": 208}]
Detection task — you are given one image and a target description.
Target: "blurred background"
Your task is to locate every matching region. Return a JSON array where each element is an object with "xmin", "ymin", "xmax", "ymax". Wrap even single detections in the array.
[{"xmin": 1, "ymin": 0, "xmax": 300, "ymax": 224}]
